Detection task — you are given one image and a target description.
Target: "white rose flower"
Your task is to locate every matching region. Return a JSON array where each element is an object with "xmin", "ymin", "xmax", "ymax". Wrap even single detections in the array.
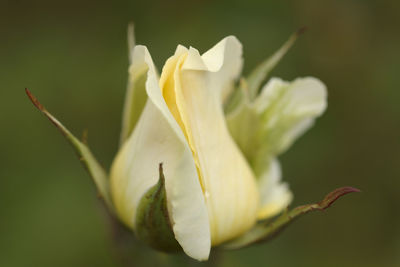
[{"xmin": 27, "ymin": 27, "xmax": 359, "ymax": 262}]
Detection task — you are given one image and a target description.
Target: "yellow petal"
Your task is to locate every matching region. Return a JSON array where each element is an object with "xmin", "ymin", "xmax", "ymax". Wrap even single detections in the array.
[
  {"xmin": 110, "ymin": 45, "xmax": 211, "ymax": 261},
  {"xmin": 161, "ymin": 36, "xmax": 259, "ymax": 245}
]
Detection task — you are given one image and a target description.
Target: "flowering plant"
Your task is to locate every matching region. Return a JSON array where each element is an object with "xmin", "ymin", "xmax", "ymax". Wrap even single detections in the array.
[{"xmin": 26, "ymin": 26, "xmax": 359, "ymax": 261}]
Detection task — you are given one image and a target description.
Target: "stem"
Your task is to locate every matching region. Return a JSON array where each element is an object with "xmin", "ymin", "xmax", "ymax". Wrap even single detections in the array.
[
  {"xmin": 104, "ymin": 204, "xmax": 173, "ymax": 267},
  {"xmin": 107, "ymin": 209, "xmax": 137, "ymax": 267}
]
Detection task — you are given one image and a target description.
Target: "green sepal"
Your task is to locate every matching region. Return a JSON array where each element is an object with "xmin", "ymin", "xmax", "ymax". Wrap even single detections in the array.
[
  {"xmin": 127, "ymin": 22, "xmax": 135, "ymax": 62},
  {"xmin": 25, "ymin": 89, "xmax": 114, "ymax": 210},
  {"xmin": 246, "ymin": 27, "xmax": 306, "ymax": 100},
  {"xmin": 135, "ymin": 163, "xmax": 181, "ymax": 253},
  {"xmin": 222, "ymin": 186, "xmax": 360, "ymax": 249}
]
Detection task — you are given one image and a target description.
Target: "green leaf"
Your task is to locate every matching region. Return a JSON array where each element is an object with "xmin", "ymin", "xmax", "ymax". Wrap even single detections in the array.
[
  {"xmin": 25, "ymin": 88, "xmax": 113, "ymax": 210},
  {"xmin": 222, "ymin": 186, "xmax": 360, "ymax": 249},
  {"xmin": 246, "ymin": 27, "xmax": 306, "ymax": 100},
  {"xmin": 135, "ymin": 163, "xmax": 181, "ymax": 252}
]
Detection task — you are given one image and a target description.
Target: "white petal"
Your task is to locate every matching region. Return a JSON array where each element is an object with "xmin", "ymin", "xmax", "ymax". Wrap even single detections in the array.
[
  {"xmin": 227, "ymin": 76, "xmax": 327, "ymax": 220},
  {"xmin": 254, "ymin": 77, "xmax": 327, "ymax": 156},
  {"xmin": 162, "ymin": 37, "xmax": 259, "ymax": 245},
  {"xmin": 110, "ymin": 46, "xmax": 211, "ymax": 261},
  {"xmin": 120, "ymin": 45, "xmax": 157, "ymax": 145},
  {"xmin": 257, "ymin": 158, "xmax": 292, "ymax": 219},
  {"xmin": 183, "ymin": 36, "xmax": 243, "ymax": 102},
  {"xmin": 254, "ymin": 77, "xmax": 326, "ymax": 219}
]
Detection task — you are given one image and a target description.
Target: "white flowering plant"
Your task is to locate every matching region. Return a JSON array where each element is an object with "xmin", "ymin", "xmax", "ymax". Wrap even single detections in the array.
[{"xmin": 26, "ymin": 25, "xmax": 359, "ymax": 262}]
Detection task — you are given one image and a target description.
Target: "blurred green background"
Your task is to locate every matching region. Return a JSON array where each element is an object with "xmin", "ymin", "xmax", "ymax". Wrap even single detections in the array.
[{"xmin": 1, "ymin": 0, "xmax": 399, "ymax": 266}]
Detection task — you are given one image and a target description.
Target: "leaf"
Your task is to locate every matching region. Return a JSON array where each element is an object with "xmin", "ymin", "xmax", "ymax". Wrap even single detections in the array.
[
  {"xmin": 25, "ymin": 88, "xmax": 114, "ymax": 210},
  {"xmin": 135, "ymin": 163, "xmax": 181, "ymax": 252},
  {"xmin": 246, "ymin": 27, "xmax": 307, "ymax": 100},
  {"xmin": 222, "ymin": 186, "xmax": 360, "ymax": 249}
]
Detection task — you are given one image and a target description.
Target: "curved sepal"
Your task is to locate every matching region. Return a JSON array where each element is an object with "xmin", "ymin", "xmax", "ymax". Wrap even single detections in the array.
[
  {"xmin": 224, "ymin": 29, "xmax": 303, "ymax": 114},
  {"xmin": 222, "ymin": 186, "xmax": 360, "ymax": 249},
  {"xmin": 135, "ymin": 163, "xmax": 181, "ymax": 252},
  {"xmin": 25, "ymin": 89, "xmax": 113, "ymax": 210},
  {"xmin": 246, "ymin": 27, "xmax": 306, "ymax": 100},
  {"xmin": 127, "ymin": 22, "xmax": 135, "ymax": 63}
]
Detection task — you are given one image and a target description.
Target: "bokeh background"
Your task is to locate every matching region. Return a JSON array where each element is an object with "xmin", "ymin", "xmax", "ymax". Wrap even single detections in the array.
[{"xmin": 1, "ymin": 0, "xmax": 399, "ymax": 266}]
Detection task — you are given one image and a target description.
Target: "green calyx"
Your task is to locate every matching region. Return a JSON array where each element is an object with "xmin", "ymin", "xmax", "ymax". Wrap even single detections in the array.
[{"xmin": 135, "ymin": 163, "xmax": 181, "ymax": 253}]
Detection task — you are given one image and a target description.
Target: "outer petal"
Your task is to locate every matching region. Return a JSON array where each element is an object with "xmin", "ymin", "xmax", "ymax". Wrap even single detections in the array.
[
  {"xmin": 200, "ymin": 36, "xmax": 243, "ymax": 102},
  {"xmin": 161, "ymin": 36, "xmax": 260, "ymax": 245},
  {"xmin": 110, "ymin": 46, "xmax": 211, "ymax": 260},
  {"xmin": 256, "ymin": 158, "xmax": 292, "ymax": 219},
  {"xmin": 255, "ymin": 77, "xmax": 326, "ymax": 219},
  {"xmin": 227, "ymin": 77, "xmax": 327, "ymax": 220},
  {"xmin": 120, "ymin": 46, "xmax": 156, "ymax": 144},
  {"xmin": 253, "ymin": 77, "xmax": 327, "ymax": 161}
]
